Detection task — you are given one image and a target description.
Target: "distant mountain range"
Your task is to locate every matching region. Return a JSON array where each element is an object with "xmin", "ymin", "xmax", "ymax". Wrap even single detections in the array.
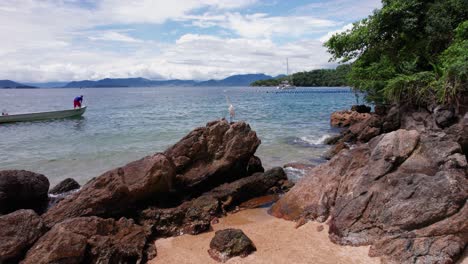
[
  {"xmin": 0, "ymin": 80, "xmax": 37, "ymax": 89},
  {"xmin": 1, "ymin": 74, "xmax": 276, "ymax": 89},
  {"xmin": 64, "ymin": 74, "xmax": 275, "ymax": 88}
]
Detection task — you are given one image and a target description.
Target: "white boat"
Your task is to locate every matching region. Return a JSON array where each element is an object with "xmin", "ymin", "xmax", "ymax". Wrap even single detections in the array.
[
  {"xmin": 277, "ymin": 58, "xmax": 296, "ymax": 90},
  {"xmin": 0, "ymin": 106, "xmax": 87, "ymax": 124}
]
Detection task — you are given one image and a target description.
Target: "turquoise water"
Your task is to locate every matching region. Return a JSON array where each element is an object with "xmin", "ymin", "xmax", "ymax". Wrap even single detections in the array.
[{"xmin": 0, "ymin": 87, "xmax": 355, "ymax": 185}]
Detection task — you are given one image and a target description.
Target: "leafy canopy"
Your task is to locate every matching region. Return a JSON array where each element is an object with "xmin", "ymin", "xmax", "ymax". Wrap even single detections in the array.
[{"xmin": 325, "ymin": 0, "xmax": 468, "ymax": 104}]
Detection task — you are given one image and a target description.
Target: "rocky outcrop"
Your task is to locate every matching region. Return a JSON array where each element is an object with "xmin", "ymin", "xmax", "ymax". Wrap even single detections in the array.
[
  {"xmin": 0, "ymin": 120, "xmax": 279, "ymax": 263},
  {"xmin": 164, "ymin": 120, "xmax": 261, "ymax": 195},
  {"xmin": 22, "ymin": 216, "xmax": 155, "ymax": 264},
  {"xmin": 330, "ymin": 110, "xmax": 371, "ymax": 127},
  {"xmin": 208, "ymin": 229, "xmax": 256, "ymax": 262},
  {"xmin": 351, "ymin": 104, "xmax": 371, "ymax": 113},
  {"xmin": 43, "ymin": 153, "xmax": 176, "ymax": 226},
  {"xmin": 272, "ymin": 119, "xmax": 468, "ymax": 263},
  {"xmin": 0, "ymin": 210, "xmax": 46, "ymax": 263},
  {"xmin": 0, "ymin": 170, "xmax": 49, "ymax": 215},
  {"xmin": 49, "ymin": 178, "xmax": 80, "ymax": 195},
  {"xmin": 44, "ymin": 120, "xmax": 262, "ymax": 227},
  {"xmin": 138, "ymin": 167, "xmax": 288, "ymax": 237}
]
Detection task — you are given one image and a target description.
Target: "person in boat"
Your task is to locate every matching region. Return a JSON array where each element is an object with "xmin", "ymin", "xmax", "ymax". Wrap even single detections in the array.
[{"xmin": 73, "ymin": 95, "xmax": 83, "ymax": 109}]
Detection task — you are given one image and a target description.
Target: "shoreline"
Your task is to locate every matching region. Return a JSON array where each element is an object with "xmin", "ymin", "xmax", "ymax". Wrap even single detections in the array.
[{"xmin": 151, "ymin": 207, "xmax": 378, "ymax": 264}]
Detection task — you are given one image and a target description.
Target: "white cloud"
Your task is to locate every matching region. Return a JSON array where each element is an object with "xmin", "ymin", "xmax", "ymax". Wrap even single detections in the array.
[
  {"xmin": 319, "ymin": 23, "xmax": 353, "ymax": 43},
  {"xmin": 295, "ymin": 0, "xmax": 381, "ymax": 20},
  {"xmin": 0, "ymin": 0, "xmax": 379, "ymax": 82},
  {"xmin": 88, "ymin": 31, "xmax": 143, "ymax": 43}
]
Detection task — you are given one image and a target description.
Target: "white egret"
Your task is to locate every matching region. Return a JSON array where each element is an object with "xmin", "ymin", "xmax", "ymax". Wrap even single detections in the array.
[{"xmin": 225, "ymin": 95, "xmax": 235, "ymax": 123}]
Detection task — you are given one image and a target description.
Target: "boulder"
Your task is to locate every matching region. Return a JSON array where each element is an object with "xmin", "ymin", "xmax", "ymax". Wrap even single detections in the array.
[
  {"xmin": 374, "ymin": 105, "xmax": 388, "ymax": 116},
  {"xmin": 164, "ymin": 120, "xmax": 261, "ymax": 194},
  {"xmin": 271, "ymin": 127, "xmax": 468, "ymax": 263},
  {"xmin": 0, "ymin": 170, "xmax": 49, "ymax": 215},
  {"xmin": 138, "ymin": 167, "xmax": 287, "ymax": 237},
  {"xmin": 0, "ymin": 210, "xmax": 45, "ymax": 263},
  {"xmin": 43, "ymin": 153, "xmax": 176, "ymax": 227},
  {"xmin": 351, "ymin": 104, "xmax": 371, "ymax": 113},
  {"xmin": 330, "ymin": 110, "xmax": 371, "ymax": 128},
  {"xmin": 208, "ymin": 229, "xmax": 256, "ymax": 262},
  {"xmin": 246, "ymin": 156, "xmax": 264, "ymax": 175},
  {"xmin": 22, "ymin": 216, "xmax": 155, "ymax": 264},
  {"xmin": 49, "ymin": 178, "xmax": 80, "ymax": 195},
  {"xmin": 434, "ymin": 105, "xmax": 456, "ymax": 128}
]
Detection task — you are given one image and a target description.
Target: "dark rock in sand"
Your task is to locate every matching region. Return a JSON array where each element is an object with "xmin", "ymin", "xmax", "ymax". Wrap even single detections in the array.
[
  {"xmin": 271, "ymin": 124, "xmax": 468, "ymax": 263},
  {"xmin": 49, "ymin": 178, "xmax": 80, "ymax": 195},
  {"xmin": 138, "ymin": 167, "xmax": 287, "ymax": 237},
  {"xmin": 208, "ymin": 229, "xmax": 256, "ymax": 262},
  {"xmin": 351, "ymin": 104, "xmax": 371, "ymax": 113},
  {"xmin": 0, "ymin": 210, "xmax": 46, "ymax": 263},
  {"xmin": 164, "ymin": 119, "xmax": 261, "ymax": 194},
  {"xmin": 22, "ymin": 216, "xmax": 154, "ymax": 264},
  {"xmin": 0, "ymin": 170, "xmax": 49, "ymax": 215}
]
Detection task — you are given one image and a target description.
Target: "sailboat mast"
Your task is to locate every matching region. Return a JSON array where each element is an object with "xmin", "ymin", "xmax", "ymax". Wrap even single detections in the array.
[{"xmin": 286, "ymin": 58, "xmax": 289, "ymax": 76}]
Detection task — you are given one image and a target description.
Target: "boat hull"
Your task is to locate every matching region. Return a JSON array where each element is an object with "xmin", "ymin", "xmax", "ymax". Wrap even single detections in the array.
[{"xmin": 0, "ymin": 106, "xmax": 87, "ymax": 124}]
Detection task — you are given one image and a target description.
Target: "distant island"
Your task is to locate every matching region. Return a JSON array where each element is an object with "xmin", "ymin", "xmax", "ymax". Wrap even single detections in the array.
[
  {"xmin": 251, "ymin": 65, "xmax": 351, "ymax": 87},
  {"xmin": 0, "ymin": 80, "xmax": 37, "ymax": 89}
]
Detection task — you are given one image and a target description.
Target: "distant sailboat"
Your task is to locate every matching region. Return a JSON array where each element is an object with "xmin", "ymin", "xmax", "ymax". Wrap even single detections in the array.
[{"xmin": 277, "ymin": 58, "xmax": 296, "ymax": 90}]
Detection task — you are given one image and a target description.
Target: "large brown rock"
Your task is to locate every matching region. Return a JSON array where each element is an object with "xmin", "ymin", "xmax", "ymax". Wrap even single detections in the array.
[
  {"xmin": 22, "ymin": 216, "xmax": 154, "ymax": 264},
  {"xmin": 271, "ymin": 128, "xmax": 468, "ymax": 263},
  {"xmin": 138, "ymin": 167, "xmax": 287, "ymax": 237},
  {"xmin": 164, "ymin": 120, "xmax": 261, "ymax": 194},
  {"xmin": 44, "ymin": 120, "xmax": 261, "ymax": 227},
  {"xmin": 43, "ymin": 153, "xmax": 175, "ymax": 226},
  {"xmin": 49, "ymin": 178, "xmax": 80, "ymax": 195},
  {"xmin": 0, "ymin": 210, "xmax": 46, "ymax": 263},
  {"xmin": 208, "ymin": 229, "xmax": 256, "ymax": 262},
  {"xmin": 0, "ymin": 170, "xmax": 49, "ymax": 215}
]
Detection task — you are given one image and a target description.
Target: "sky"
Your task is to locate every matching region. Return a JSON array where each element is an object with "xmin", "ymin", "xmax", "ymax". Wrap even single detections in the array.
[{"xmin": 0, "ymin": 0, "xmax": 381, "ymax": 82}]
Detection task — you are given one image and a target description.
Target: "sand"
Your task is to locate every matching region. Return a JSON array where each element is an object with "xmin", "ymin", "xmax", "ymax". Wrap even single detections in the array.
[{"xmin": 150, "ymin": 207, "xmax": 380, "ymax": 264}]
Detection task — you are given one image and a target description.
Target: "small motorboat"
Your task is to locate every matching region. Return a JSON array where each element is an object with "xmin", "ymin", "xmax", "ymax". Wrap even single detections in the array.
[{"xmin": 0, "ymin": 106, "xmax": 87, "ymax": 124}]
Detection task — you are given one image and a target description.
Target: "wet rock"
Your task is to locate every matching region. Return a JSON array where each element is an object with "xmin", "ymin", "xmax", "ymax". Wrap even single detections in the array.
[
  {"xmin": 324, "ymin": 134, "xmax": 342, "ymax": 145},
  {"xmin": 330, "ymin": 110, "xmax": 371, "ymax": 128},
  {"xmin": 271, "ymin": 126, "xmax": 467, "ymax": 263},
  {"xmin": 23, "ymin": 216, "xmax": 154, "ymax": 264},
  {"xmin": 49, "ymin": 178, "xmax": 80, "ymax": 195},
  {"xmin": 0, "ymin": 210, "xmax": 46, "ymax": 263},
  {"xmin": 239, "ymin": 194, "xmax": 279, "ymax": 209},
  {"xmin": 323, "ymin": 141, "xmax": 348, "ymax": 160},
  {"xmin": 351, "ymin": 104, "xmax": 371, "ymax": 113},
  {"xmin": 0, "ymin": 170, "xmax": 49, "ymax": 215},
  {"xmin": 138, "ymin": 167, "xmax": 287, "ymax": 237},
  {"xmin": 208, "ymin": 229, "xmax": 256, "ymax": 262},
  {"xmin": 164, "ymin": 120, "xmax": 261, "ymax": 194},
  {"xmin": 246, "ymin": 156, "xmax": 264, "ymax": 175},
  {"xmin": 43, "ymin": 153, "xmax": 176, "ymax": 227}
]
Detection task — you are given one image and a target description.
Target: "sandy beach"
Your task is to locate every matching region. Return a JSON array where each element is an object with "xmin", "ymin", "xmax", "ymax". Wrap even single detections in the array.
[{"xmin": 151, "ymin": 207, "xmax": 379, "ymax": 264}]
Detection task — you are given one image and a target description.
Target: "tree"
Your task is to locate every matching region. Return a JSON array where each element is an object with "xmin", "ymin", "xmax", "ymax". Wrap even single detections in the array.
[{"xmin": 325, "ymin": 0, "xmax": 468, "ymax": 105}]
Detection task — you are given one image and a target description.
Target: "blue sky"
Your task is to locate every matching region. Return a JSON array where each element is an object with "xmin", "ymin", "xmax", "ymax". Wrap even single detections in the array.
[{"xmin": 0, "ymin": 0, "xmax": 381, "ymax": 82}]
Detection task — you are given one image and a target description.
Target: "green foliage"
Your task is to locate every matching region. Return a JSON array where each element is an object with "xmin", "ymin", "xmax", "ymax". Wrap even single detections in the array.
[
  {"xmin": 251, "ymin": 64, "xmax": 351, "ymax": 87},
  {"xmin": 325, "ymin": 0, "xmax": 468, "ymax": 105}
]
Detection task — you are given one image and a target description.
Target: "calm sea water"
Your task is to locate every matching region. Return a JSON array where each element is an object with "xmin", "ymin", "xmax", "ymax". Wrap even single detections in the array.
[{"xmin": 0, "ymin": 86, "xmax": 355, "ymax": 185}]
